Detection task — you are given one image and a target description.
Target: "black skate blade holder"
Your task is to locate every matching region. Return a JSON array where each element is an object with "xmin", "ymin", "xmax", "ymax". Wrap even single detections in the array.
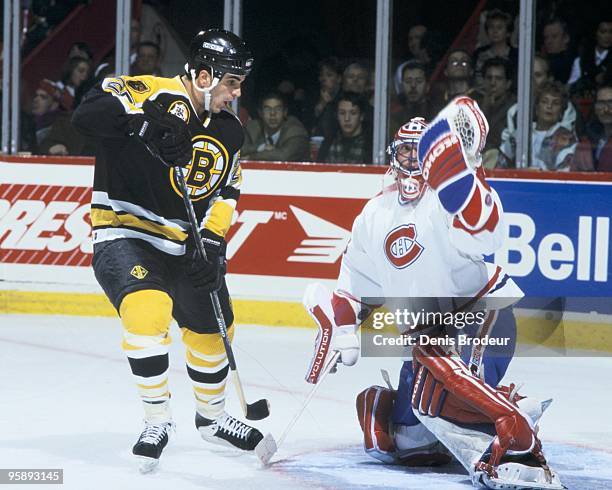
[{"xmin": 175, "ymin": 167, "xmax": 271, "ymax": 421}]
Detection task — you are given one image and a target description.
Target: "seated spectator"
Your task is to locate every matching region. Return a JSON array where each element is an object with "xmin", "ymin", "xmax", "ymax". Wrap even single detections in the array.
[
  {"xmin": 393, "ymin": 25, "xmax": 429, "ymax": 93},
  {"xmin": 498, "ymin": 81, "xmax": 580, "ymax": 170},
  {"xmin": 342, "ymin": 62, "xmax": 370, "ymax": 95},
  {"xmin": 541, "ymin": 18, "xmax": 575, "ymax": 84},
  {"xmin": 131, "ymin": 41, "xmax": 163, "ymax": 76},
  {"xmin": 389, "ymin": 60, "xmax": 434, "ymax": 137},
  {"xmin": 57, "ymin": 56, "xmax": 92, "ymax": 110},
  {"xmin": 242, "ymin": 92, "xmax": 309, "ymax": 162},
  {"xmin": 430, "ymin": 49, "xmax": 477, "ymax": 114},
  {"xmin": 306, "ymin": 57, "xmax": 343, "ymax": 137},
  {"xmin": 575, "ymin": 85, "xmax": 612, "ymax": 171},
  {"xmin": 474, "ymin": 57, "xmax": 516, "ymax": 164},
  {"xmin": 68, "ymin": 42, "xmax": 94, "ymax": 63},
  {"xmin": 568, "ymin": 20, "xmax": 612, "ymax": 93},
  {"xmin": 318, "ymin": 92, "xmax": 372, "ymax": 164},
  {"xmin": 39, "ymin": 111, "xmax": 93, "ymax": 156},
  {"xmin": 473, "ymin": 9, "xmax": 518, "ymax": 89},
  {"xmin": 503, "ymin": 56, "xmax": 578, "ymax": 143},
  {"xmin": 30, "ymin": 79, "xmax": 62, "ymax": 145}
]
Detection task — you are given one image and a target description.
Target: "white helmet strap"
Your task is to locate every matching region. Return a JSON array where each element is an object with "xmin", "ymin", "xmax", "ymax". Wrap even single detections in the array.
[{"xmin": 188, "ymin": 65, "xmax": 221, "ymax": 113}]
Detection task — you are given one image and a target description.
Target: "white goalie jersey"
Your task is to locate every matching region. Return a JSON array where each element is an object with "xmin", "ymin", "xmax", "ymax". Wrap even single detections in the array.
[{"xmin": 336, "ymin": 178, "xmax": 522, "ymax": 304}]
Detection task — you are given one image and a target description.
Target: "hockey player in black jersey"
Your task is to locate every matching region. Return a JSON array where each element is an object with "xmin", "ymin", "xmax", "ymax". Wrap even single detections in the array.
[{"xmin": 72, "ymin": 29, "xmax": 262, "ymax": 472}]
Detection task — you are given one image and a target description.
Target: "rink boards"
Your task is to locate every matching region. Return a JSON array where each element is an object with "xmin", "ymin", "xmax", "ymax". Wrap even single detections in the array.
[{"xmin": 1, "ymin": 157, "xmax": 611, "ymax": 351}]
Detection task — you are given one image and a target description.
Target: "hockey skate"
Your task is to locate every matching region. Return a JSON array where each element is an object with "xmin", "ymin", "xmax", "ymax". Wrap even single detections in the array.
[
  {"xmin": 132, "ymin": 421, "xmax": 175, "ymax": 473},
  {"xmin": 196, "ymin": 412, "xmax": 263, "ymax": 451}
]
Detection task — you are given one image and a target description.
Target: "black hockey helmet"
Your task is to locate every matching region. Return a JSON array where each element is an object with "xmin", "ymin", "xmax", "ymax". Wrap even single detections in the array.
[{"xmin": 187, "ymin": 29, "xmax": 253, "ymax": 78}]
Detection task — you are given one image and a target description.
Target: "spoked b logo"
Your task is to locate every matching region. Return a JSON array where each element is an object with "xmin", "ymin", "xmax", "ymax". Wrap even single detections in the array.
[{"xmin": 170, "ymin": 135, "xmax": 230, "ymax": 201}]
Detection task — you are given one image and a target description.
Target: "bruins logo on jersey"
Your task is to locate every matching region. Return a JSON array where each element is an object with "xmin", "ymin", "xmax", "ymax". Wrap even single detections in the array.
[
  {"xmin": 127, "ymin": 79, "xmax": 149, "ymax": 93},
  {"xmin": 170, "ymin": 135, "xmax": 230, "ymax": 201},
  {"xmin": 168, "ymin": 100, "xmax": 190, "ymax": 123}
]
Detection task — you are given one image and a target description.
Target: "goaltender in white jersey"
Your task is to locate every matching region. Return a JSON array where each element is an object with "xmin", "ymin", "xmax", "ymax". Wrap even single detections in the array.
[{"xmin": 303, "ymin": 98, "xmax": 564, "ymax": 489}]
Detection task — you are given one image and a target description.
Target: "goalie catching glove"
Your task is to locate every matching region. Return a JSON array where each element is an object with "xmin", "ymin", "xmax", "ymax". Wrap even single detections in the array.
[
  {"xmin": 303, "ymin": 283, "xmax": 368, "ymax": 384},
  {"xmin": 128, "ymin": 99, "xmax": 194, "ymax": 167},
  {"xmin": 417, "ymin": 96, "xmax": 489, "ymax": 215}
]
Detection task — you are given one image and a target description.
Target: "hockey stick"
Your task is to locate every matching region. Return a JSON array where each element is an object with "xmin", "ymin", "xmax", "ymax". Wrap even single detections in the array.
[
  {"xmin": 255, "ymin": 350, "xmax": 341, "ymax": 465},
  {"xmin": 175, "ymin": 167, "xmax": 270, "ymax": 421}
]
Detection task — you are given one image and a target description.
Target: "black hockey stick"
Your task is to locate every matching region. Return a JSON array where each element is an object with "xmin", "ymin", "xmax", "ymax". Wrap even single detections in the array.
[{"xmin": 175, "ymin": 166, "xmax": 270, "ymax": 421}]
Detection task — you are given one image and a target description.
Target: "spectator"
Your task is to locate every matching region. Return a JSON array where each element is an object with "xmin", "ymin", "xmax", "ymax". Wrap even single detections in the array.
[
  {"xmin": 57, "ymin": 56, "xmax": 92, "ymax": 110},
  {"xmin": 39, "ymin": 112, "xmax": 93, "ymax": 156},
  {"xmin": 131, "ymin": 41, "xmax": 163, "ymax": 76},
  {"xmin": 473, "ymin": 9, "xmax": 518, "ymax": 89},
  {"xmin": 575, "ymin": 85, "xmax": 612, "ymax": 171},
  {"xmin": 342, "ymin": 62, "xmax": 370, "ymax": 95},
  {"xmin": 541, "ymin": 18, "xmax": 575, "ymax": 83},
  {"xmin": 242, "ymin": 92, "xmax": 309, "ymax": 162},
  {"xmin": 318, "ymin": 92, "xmax": 372, "ymax": 164},
  {"xmin": 430, "ymin": 49, "xmax": 477, "ymax": 114},
  {"xmin": 30, "ymin": 79, "xmax": 62, "ymax": 145},
  {"xmin": 393, "ymin": 25, "xmax": 430, "ymax": 94},
  {"xmin": 306, "ymin": 57, "xmax": 343, "ymax": 137},
  {"xmin": 475, "ymin": 57, "xmax": 516, "ymax": 165},
  {"xmin": 68, "ymin": 42, "xmax": 94, "ymax": 63},
  {"xmin": 503, "ymin": 55, "xmax": 578, "ymax": 146},
  {"xmin": 568, "ymin": 20, "xmax": 612, "ymax": 92},
  {"xmin": 499, "ymin": 81, "xmax": 579, "ymax": 170},
  {"xmin": 389, "ymin": 60, "xmax": 434, "ymax": 137}
]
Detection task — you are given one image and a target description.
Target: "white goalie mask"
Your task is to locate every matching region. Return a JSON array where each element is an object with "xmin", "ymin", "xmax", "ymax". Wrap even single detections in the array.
[{"xmin": 387, "ymin": 117, "xmax": 428, "ymax": 204}]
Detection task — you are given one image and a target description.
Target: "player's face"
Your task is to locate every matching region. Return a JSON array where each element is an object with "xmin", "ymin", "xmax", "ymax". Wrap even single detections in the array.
[
  {"xmin": 396, "ymin": 142, "xmax": 419, "ymax": 173},
  {"xmin": 337, "ymin": 101, "xmax": 363, "ymax": 137},
  {"xmin": 401, "ymin": 68, "xmax": 427, "ymax": 103},
  {"xmin": 209, "ymin": 74, "xmax": 246, "ymax": 113}
]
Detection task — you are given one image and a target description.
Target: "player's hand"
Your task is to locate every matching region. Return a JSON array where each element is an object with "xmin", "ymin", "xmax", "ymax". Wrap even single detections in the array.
[
  {"xmin": 128, "ymin": 99, "xmax": 193, "ymax": 167},
  {"xmin": 186, "ymin": 229, "xmax": 227, "ymax": 292}
]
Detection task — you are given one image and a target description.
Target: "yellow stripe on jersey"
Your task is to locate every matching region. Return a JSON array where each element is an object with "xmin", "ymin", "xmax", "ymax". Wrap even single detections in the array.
[
  {"xmin": 101, "ymin": 75, "xmax": 188, "ymax": 114},
  {"xmin": 90, "ymin": 208, "xmax": 188, "ymax": 242},
  {"xmin": 204, "ymin": 200, "xmax": 236, "ymax": 237}
]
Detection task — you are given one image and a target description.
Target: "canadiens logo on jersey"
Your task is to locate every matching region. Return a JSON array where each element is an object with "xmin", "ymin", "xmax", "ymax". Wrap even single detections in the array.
[
  {"xmin": 384, "ymin": 224, "xmax": 424, "ymax": 269},
  {"xmin": 170, "ymin": 134, "xmax": 230, "ymax": 201}
]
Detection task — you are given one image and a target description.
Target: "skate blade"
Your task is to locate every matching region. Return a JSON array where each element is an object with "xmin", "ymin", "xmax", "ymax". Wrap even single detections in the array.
[
  {"xmin": 254, "ymin": 433, "xmax": 277, "ymax": 466},
  {"xmin": 135, "ymin": 455, "xmax": 160, "ymax": 474}
]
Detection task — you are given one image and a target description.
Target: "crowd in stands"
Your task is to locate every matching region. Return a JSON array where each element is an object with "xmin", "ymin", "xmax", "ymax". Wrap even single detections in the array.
[{"xmin": 8, "ymin": 3, "xmax": 612, "ymax": 171}]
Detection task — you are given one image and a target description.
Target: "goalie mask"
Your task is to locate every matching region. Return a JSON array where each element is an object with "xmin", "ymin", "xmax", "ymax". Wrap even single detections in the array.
[{"xmin": 387, "ymin": 117, "xmax": 428, "ymax": 204}]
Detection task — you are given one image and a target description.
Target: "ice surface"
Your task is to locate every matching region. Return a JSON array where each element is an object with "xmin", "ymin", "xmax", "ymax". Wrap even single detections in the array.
[{"xmin": 1, "ymin": 315, "xmax": 611, "ymax": 489}]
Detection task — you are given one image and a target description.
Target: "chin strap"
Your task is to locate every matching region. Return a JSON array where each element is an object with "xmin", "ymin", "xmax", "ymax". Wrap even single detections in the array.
[{"xmin": 186, "ymin": 63, "xmax": 221, "ymax": 114}]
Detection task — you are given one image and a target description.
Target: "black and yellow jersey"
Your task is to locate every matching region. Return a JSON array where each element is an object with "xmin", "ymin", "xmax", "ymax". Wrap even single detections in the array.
[{"xmin": 72, "ymin": 74, "xmax": 243, "ymax": 256}]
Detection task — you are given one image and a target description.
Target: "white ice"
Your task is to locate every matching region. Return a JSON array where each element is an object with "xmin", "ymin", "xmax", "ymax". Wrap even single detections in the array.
[{"xmin": 1, "ymin": 314, "xmax": 611, "ymax": 490}]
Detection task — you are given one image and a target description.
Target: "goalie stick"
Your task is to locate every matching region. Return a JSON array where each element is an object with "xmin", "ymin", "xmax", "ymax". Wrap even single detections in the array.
[
  {"xmin": 175, "ymin": 166, "xmax": 270, "ymax": 421},
  {"xmin": 255, "ymin": 351, "xmax": 341, "ymax": 465}
]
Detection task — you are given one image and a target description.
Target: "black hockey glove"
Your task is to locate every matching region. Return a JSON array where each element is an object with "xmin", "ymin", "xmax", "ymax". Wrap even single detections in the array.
[
  {"xmin": 128, "ymin": 99, "xmax": 193, "ymax": 167},
  {"xmin": 186, "ymin": 229, "xmax": 227, "ymax": 292}
]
